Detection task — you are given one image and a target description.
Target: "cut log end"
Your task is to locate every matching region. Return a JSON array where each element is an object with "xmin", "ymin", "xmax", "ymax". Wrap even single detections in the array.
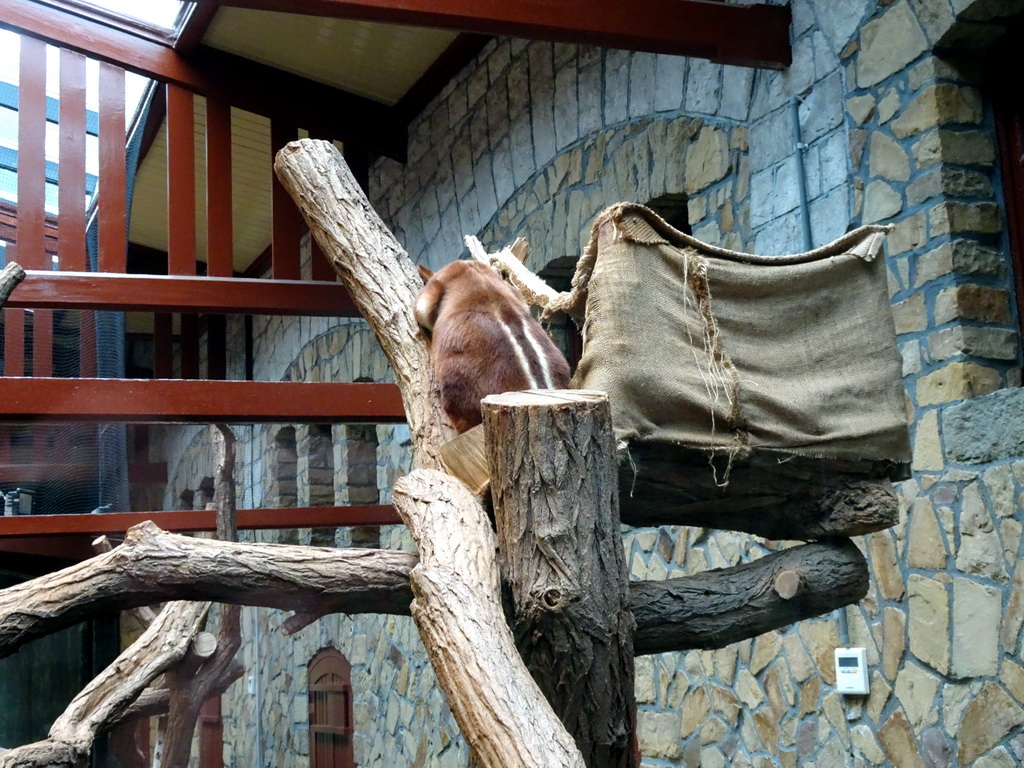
[
  {"xmin": 439, "ymin": 425, "xmax": 490, "ymax": 496},
  {"xmin": 482, "ymin": 389, "xmax": 608, "ymax": 408},
  {"xmin": 773, "ymin": 570, "xmax": 803, "ymax": 599}
]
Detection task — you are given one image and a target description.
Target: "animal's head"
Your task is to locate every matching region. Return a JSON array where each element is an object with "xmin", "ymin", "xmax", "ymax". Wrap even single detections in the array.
[{"xmin": 414, "ymin": 260, "xmax": 517, "ymax": 337}]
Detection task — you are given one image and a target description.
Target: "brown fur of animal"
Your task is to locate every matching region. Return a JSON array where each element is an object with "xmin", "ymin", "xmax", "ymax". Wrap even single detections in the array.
[{"xmin": 415, "ymin": 260, "xmax": 571, "ymax": 433}]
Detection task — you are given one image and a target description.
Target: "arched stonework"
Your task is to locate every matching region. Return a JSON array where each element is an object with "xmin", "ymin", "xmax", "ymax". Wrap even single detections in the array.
[{"xmin": 475, "ymin": 116, "xmax": 751, "ymax": 275}]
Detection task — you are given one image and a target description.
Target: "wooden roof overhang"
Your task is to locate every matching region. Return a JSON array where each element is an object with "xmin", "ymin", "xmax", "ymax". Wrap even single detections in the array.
[{"xmin": 207, "ymin": 0, "xmax": 793, "ymax": 69}]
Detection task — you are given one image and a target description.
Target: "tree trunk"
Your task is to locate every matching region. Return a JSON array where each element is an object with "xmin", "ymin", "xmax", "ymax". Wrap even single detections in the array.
[
  {"xmin": 0, "ymin": 522, "xmax": 416, "ymax": 659},
  {"xmin": 630, "ymin": 538, "xmax": 868, "ymax": 655},
  {"xmin": 272, "ymin": 139, "xmax": 454, "ymax": 469},
  {"xmin": 617, "ymin": 445, "xmax": 900, "ymax": 540},
  {"xmin": 393, "ymin": 470, "xmax": 586, "ymax": 768},
  {"xmin": 483, "ymin": 391, "xmax": 637, "ymax": 768}
]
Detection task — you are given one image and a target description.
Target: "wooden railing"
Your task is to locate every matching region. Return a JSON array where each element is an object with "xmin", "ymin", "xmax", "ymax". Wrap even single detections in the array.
[{"xmin": 0, "ymin": 3, "xmax": 407, "ymax": 532}]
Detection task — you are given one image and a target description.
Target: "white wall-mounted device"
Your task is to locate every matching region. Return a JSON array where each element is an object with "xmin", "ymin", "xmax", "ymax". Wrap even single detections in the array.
[{"xmin": 834, "ymin": 647, "xmax": 869, "ymax": 695}]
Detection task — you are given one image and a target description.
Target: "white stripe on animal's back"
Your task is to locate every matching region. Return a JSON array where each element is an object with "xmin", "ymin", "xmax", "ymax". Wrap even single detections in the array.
[
  {"xmin": 497, "ymin": 317, "xmax": 539, "ymax": 389},
  {"xmin": 520, "ymin": 318, "xmax": 554, "ymax": 388}
]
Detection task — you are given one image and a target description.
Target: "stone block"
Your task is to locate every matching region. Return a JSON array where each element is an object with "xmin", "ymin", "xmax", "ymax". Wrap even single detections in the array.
[
  {"xmin": 869, "ymin": 132, "xmax": 911, "ymax": 181},
  {"xmin": 956, "ymin": 480, "xmax": 1007, "ymax": 581},
  {"xmin": 628, "ymin": 52, "xmax": 656, "ymax": 120},
  {"xmin": 867, "ymin": 672, "xmax": 892, "ymax": 723},
  {"xmin": 894, "ymin": 663, "xmax": 939, "ymax": 731},
  {"xmin": 929, "ymin": 201, "xmax": 1001, "ymax": 237},
  {"xmin": 684, "ymin": 57, "xmax": 721, "ymax": 115},
  {"xmin": 907, "ymin": 496, "xmax": 947, "ymax": 566},
  {"xmin": 1004, "ymin": 658, "xmax": 1024, "ymax": 705},
  {"xmin": 856, "ymin": 2, "xmax": 929, "ymax": 88},
  {"xmin": 637, "ymin": 711, "xmax": 683, "ymax": 759},
  {"xmin": 951, "ymin": 577, "xmax": 1001, "ymax": 677},
  {"xmin": 926, "ymin": 130, "xmax": 997, "ymax": 168},
  {"xmin": 957, "ymin": 681, "xmax": 1024, "ymax": 764},
  {"xmin": 862, "ymin": 180, "xmax": 903, "ymax": 223},
  {"xmin": 878, "ymin": 709, "xmax": 926, "ymax": 768},
  {"xmin": 654, "ymin": 54, "xmax": 686, "ymax": 112},
  {"xmin": 934, "ymin": 284, "xmax": 1012, "ymax": 325},
  {"xmin": 817, "ymin": 0, "xmax": 873, "ymax": 56},
  {"xmin": 915, "ymin": 362, "xmax": 1001, "ymax": 406},
  {"xmin": 810, "ymin": 187, "xmax": 851, "ymax": 247},
  {"xmin": 928, "ymin": 326, "xmax": 1019, "ymax": 361},
  {"xmin": 883, "ymin": 214, "xmax": 925, "ymax": 258},
  {"xmin": 890, "ymin": 293, "xmax": 927, "ymax": 334},
  {"xmin": 799, "ymin": 74, "xmax": 844, "ymax": 146},
  {"xmin": 847, "ymin": 94, "xmax": 876, "ymax": 126},
  {"xmin": 1004, "ymin": 561, "xmax": 1024, "ymax": 650},
  {"xmin": 869, "ymin": 531, "xmax": 905, "ymax": 600},
  {"xmin": 750, "ymin": 108, "xmax": 794, "ymax": 173},
  {"xmin": 882, "ymin": 607, "xmax": 907, "ymax": 682},
  {"xmin": 736, "ymin": 668, "xmax": 764, "ymax": 708},
  {"xmin": 719, "ymin": 65, "xmax": 753, "ymax": 121},
  {"xmin": 798, "ymin": 619, "xmax": 840, "ymax": 685},
  {"xmin": 878, "ymin": 88, "xmax": 902, "ymax": 125},
  {"xmin": 851, "ymin": 723, "xmax": 887, "ymax": 764},
  {"xmin": 908, "ymin": 574, "xmax": 949, "ymax": 674},
  {"xmin": 679, "ymin": 685, "xmax": 709, "ymax": 738},
  {"xmin": 784, "ymin": 633, "xmax": 815, "ymax": 682},
  {"xmin": 945, "ymin": 240, "xmax": 1003, "ymax": 277},
  {"xmin": 891, "ymin": 84, "xmax": 983, "ymax": 139},
  {"xmin": 684, "ymin": 127, "xmax": 731, "ymax": 194},
  {"xmin": 553, "ymin": 64, "xmax": 579, "ymax": 151}
]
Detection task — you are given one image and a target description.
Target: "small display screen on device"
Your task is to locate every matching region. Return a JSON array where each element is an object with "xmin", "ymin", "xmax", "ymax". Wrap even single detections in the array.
[{"xmin": 838, "ymin": 657, "xmax": 858, "ymax": 668}]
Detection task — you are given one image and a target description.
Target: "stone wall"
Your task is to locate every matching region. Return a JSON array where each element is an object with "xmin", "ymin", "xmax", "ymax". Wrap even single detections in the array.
[{"xmin": 152, "ymin": 0, "xmax": 1024, "ymax": 765}]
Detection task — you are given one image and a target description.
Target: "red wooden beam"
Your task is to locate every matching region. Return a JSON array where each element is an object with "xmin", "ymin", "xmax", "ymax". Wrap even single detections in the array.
[
  {"xmin": 0, "ymin": 462, "xmax": 96, "ymax": 483},
  {"xmin": 0, "ymin": 378, "xmax": 405, "ymax": 423},
  {"xmin": 0, "ymin": 505, "xmax": 402, "ymax": 538},
  {"xmin": 0, "ymin": 536, "xmax": 96, "ymax": 562},
  {"xmin": 271, "ymin": 121, "xmax": 302, "ymax": 280},
  {"xmin": 167, "ymin": 83, "xmax": 197, "ymax": 276},
  {"xmin": 98, "ymin": 61, "xmax": 127, "ymax": 273},
  {"xmin": 207, "ymin": 0, "xmax": 791, "ymax": 68},
  {"xmin": 58, "ymin": 48, "xmax": 89, "ymax": 271},
  {"xmin": 205, "ymin": 97, "xmax": 234, "ymax": 278},
  {"xmin": 174, "ymin": 1, "xmax": 221, "ymax": 55},
  {"xmin": 0, "ymin": 0, "xmax": 406, "ymax": 159},
  {"xmin": 7, "ymin": 271, "xmax": 362, "ymax": 316},
  {"xmin": 17, "ymin": 35, "xmax": 47, "ymax": 270}
]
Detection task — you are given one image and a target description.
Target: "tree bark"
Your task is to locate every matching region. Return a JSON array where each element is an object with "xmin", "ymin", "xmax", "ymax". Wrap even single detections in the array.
[
  {"xmin": 0, "ymin": 262, "xmax": 26, "ymax": 309},
  {"xmin": 273, "ymin": 139, "xmax": 454, "ymax": 470},
  {"xmin": 483, "ymin": 391, "xmax": 637, "ymax": 768},
  {"xmin": 630, "ymin": 538, "xmax": 868, "ymax": 655},
  {"xmin": 160, "ymin": 424, "xmax": 242, "ymax": 768},
  {"xmin": 393, "ymin": 469, "xmax": 586, "ymax": 768},
  {"xmin": 0, "ymin": 521, "xmax": 415, "ymax": 659},
  {"xmin": 618, "ymin": 445, "xmax": 900, "ymax": 540},
  {"xmin": 0, "ymin": 601, "xmax": 209, "ymax": 768}
]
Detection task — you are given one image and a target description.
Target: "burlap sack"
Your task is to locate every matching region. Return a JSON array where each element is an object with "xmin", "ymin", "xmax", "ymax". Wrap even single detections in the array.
[{"xmin": 556, "ymin": 203, "xmax": 911, "ymax": 464}]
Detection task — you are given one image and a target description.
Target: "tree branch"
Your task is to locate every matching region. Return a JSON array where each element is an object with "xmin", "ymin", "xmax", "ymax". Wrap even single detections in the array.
[
  {"xmin": 0, "ymin": 601, "xmax": 208, "ymax": 768},
  {"xmin": 0, "ymin": 521, "xmax": 415, "ymax": 659},
  {"xmin": 393, "ymin": 469, "xmax": 586, "ymax": 768}
]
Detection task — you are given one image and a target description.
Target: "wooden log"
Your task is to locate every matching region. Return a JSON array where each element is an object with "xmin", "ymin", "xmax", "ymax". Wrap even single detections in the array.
[
  {"xmin": 0, "ymin": 521, "xmax": 415, "ymax": 659},
  {"xmin": 0, "ymin": 262, "xmax": 26, "ymax": 308},
  {"xmin": 161, "ymin": 424, "xmax": 242, "ymax": 768},
  {"xmin": 618, "ymin": 444, "xmax": 901, "ymax": 539},
  {"xmin": 93, "ymin": 535, "xmax": 159, "ymax": 626},
  {"xmin": 393, "ymin": 469, "xmax": 586, "ymax": 768},
  {"xmin": 438, "ymin": 424, "xmax": 489, "ymax": 495},
  {"xmin": 483, "ymin": 390, "xmax": 637, "ymax": 768},
  {"xmin": 273, "ymin": 139, "xmax": 454, "ymax": 469},
  {"xmin": 0, "ymin": 601, "xmax": 208, "ymax": 768},
  {"xmin": 629, "ymin": 538, "xmax": 868, "ymax": 655}
]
